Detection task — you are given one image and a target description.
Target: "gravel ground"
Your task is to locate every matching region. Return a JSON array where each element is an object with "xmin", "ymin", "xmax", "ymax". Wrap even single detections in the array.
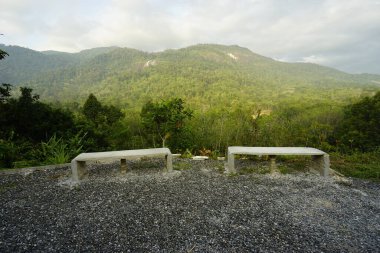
[{"xmin": 0, "ymin": 158, "xmax": 379, "ymax": 252}]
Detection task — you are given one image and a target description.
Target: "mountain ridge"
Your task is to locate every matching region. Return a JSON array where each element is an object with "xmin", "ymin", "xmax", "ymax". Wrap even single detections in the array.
[{"xmin": 0, "ymin": 43, "xmax": 379, "ymax": 109}]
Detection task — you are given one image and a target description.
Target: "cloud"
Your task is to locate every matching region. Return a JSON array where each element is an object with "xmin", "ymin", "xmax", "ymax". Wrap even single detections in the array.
[{"xmin": 0, "ymin": 0, "xmax": 379, "ymax": 74}]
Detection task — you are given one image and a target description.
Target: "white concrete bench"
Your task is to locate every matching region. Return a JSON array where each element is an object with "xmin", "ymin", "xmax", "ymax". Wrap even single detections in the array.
[
  {"xmin": 71, "ymin": 148, "xmax": 173, "ymax": 181},
  {"xmin": 227, "ymin": 147, "xmax": 330, "ymax": 177}
]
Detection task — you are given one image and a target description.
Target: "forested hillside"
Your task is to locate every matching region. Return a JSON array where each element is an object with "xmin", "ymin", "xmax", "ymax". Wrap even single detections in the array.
[
  {"xmin": 1, "ymin": 44, "xmax": 379, "ymax": 179},
  {"xmin": 1, "ymin": 44, "xmax": 379, "ymax": 109}
]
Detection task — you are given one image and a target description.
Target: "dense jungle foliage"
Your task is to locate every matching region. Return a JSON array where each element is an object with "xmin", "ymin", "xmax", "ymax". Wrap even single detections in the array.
[{"xmin": 0, "ymin": 45, "xmax": 379, "ymax": 180}]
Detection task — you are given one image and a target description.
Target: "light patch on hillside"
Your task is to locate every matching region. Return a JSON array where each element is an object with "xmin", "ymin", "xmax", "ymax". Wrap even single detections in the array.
[
  {"xmin": 227, "ymin": 53, "xmax": 238, "ymax": 61},
  {"xmin": 252, "ymin": 109, "xmax": 272, "ymax": 119},
  {"xmin": 300, "ymin": 55, "xmax": 326, "ymax": 65},
  {"xmin": 283, "ymin": 88, "xmax": 295, "ymax": 94},
  {"xmin": 144, "ymin": 60, "xmax": 157, "ymax": 68}
]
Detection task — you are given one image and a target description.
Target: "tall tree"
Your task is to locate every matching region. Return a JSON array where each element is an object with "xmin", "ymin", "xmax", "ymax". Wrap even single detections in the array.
[
  {"xmin": 83, "ymin": 93, "xmax": 124, "ymax": 125},
  {"xmin": 0, "ymin": 83, "xmax": 11, "ymax": 103},
  {"xmin": 83, "ymin": 93, "xmax": 103, "ymax": 123},
  {"xmin": 0, "ymin": 49, "xmax": 8, "ymax": 60},
  {"xmin": 0, "ymin": 49, "xmax": 10, "ymax": 103},
  {"xmin": 0, "ymin": 86, "xmax": 75, "ymax": 141},
  {"xmin": 81, "ymin": 93, "xmax": 124, "ymax": 150},
  {"xmin": 335, "ymin": 92, "xmax": 380, "ymax": 151},
  {"xmin": 141, "ymin": 98, "xmax": 193, "ymax": 148}
]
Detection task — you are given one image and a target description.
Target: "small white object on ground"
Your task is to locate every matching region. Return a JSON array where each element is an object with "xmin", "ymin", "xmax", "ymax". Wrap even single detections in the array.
[{"xmin": 192, "ymin": 156, "xmax": 209, "ymax": 160}]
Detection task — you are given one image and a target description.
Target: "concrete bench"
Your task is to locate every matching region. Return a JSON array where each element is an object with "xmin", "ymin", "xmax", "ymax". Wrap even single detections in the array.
[
  {"xmin": 71, "ymin": 148, "xmax": 173, "ymax": 182},
  {"xmin": 227, "ymin": 147, "xmax": 330, "ymax": 177}
]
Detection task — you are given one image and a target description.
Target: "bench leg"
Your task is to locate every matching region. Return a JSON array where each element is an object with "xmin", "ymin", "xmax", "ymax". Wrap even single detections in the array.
[
  {"xmin": 312, "ymin": 155, "xmax": 330, "ymax": 177},
  {"xmin": 269, "ymin": 155, "xmax": 277, "ymax": 172},
  {"xmin": 166, "ymin": 154, "xmax": 173, "ymax": 172},
  {"xmin": 72, "ymin": 160, "xmax": 88, "ymax": 182},
  {"xmin": 227, "ymin": 153, "xmax": 236, "ymax": 173},
  {"xmin": 322, "ymin": 154, "xmax": 330, "ymax": 177},
  {"xmin": 120, "ymin": 159, "xmax": 127, "ymax": 173}
]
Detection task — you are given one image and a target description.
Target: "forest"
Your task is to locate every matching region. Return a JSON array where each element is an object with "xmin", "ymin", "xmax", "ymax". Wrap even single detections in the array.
[{"xmin": 0, "ymin": 45, "xmax": 379, "ymax": 180}]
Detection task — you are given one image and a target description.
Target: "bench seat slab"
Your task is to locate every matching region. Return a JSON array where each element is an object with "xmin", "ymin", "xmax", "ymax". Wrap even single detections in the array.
[
  {"xmin": 72, "ymin": 148, "xmax": 173, "ymax": 181},
  {"xmin": 227, "ymin": 147, "xmax": 330, "ymax": 177}
]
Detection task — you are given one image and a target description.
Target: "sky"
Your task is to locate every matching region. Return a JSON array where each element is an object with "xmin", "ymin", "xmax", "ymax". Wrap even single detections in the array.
[{"xmin": 1, "ymin": 0, "xmax": 380, "ymax": 74}]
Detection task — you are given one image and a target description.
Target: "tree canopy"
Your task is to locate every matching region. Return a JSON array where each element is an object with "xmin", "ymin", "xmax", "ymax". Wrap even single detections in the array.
[
  {"xmin": 0, "ymin": 49, "xmax": 8, "ymax": 60},
  {"xmin": 141, "ymin": 98, "xmax": 193, "ymax": 148},
  {"xmin": 83, "ymin": 93, "xmax": 103, "ymax": 122},
  {"xmin": 0, "ymin": 86, "xmax": 75, "ymax": 142},
  {"xmin": 336, "ymin": 92, "xmax": 380, "ymax": 151},
  {"xmin": 83, "ymin": 93, "xmax": 124, "ymax": 125}
]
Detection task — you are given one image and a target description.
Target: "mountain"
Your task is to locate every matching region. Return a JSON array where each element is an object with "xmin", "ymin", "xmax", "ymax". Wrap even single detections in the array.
[
  {"xmin": 0, "ymin": 45, "xmax": 119, "ymax": 84},
  {"xmin": 1, "ymin": 43, "xmax": 379, "ymax": 109}
]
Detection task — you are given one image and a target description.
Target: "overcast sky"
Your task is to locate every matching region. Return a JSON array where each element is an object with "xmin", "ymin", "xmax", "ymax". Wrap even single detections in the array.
[{"xmin": 1, "ymin": 0, "xmax": 380, "ymax": 74}]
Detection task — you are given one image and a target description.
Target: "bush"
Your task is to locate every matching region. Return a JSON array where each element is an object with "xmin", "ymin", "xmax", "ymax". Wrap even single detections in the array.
[
  {"xmin": 0, "ymin": 139, "xmax": 17, "ymax": 168},
  {"xmin": 331, "ymin": 150, "xmax": 380, "ymax": 181},
  {"xmin": 335, "ymin": 92, "xmax": 380, "ymax": 152},
  {"xmin": 38, "ymin": 132, "xmax": 86, "ymax": 165}
]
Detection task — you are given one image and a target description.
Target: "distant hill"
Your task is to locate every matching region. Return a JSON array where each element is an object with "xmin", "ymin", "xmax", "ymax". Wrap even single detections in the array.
[
  {"xmin": 0, "ymin": 45, "xmax": 119, "ymax": 84},
  {"xmin": 1, "ymin": 43, "xmax": 379, "ymax": 109}
]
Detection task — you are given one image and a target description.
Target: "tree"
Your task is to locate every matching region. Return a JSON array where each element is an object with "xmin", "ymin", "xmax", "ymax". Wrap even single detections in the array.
[
  {"xmin": 0, "ymin": 49, "xmax": 8, "ymax": 60},
  {"xmin": 141, "ymin": 98, "xmax": 193, "ymax": 148},
  {"xmin": 0, "ymin": 86, "xmax": 79, "ymax": 168},
  {"xmin": 0, "ymin": 49, "xmax": 84, "ymax": 168},
  {"xmin": 83, "ymin": 93, "xmax": 102, "ymax": 123},
  {"xmin": 102, "ymin": 105, "xmax": 124, "ymax": 125},
  {"xmin": 0, "ymin": 86, "xmax": 75, "ymax": 142},
  {"xmin": 81, "ymin": 93, "xmax": 124, "ymax": 150},
  {"xmin": 0, "ymin": 49, "xmax": 11, "ymax": 103},
  {"xmin": 83, "ymin": 94, "xmax": 124, "ymax": 125},
  {"xmin": 335, "ymin": 92, "xmax": 380, "ymax": 151},
  {"xmin": 0, "ymin": 83, "xmax": 12, "ymax": 103}
]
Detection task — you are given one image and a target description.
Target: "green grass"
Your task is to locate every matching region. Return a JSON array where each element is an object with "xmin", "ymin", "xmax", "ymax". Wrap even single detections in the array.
[
  {"xmin": 278, "ymin": 166, "xmax": 295, "ymax": 174},
  {"xmin": 173, "ymin": 162, "xmax": 192, "ymax": 171},
  {"xmin": 227, "ymin": 172, "xmax": 239, "ymax": 177},
  {"xmin": 239, "ymin": 166, "xmax": 271, "ymax": 175},
  {"xmin": 13, "ymin": 160, "xmax": 40, "ymax": 168},
  {"xmin": 133, "ymin": 159, "xmax": 159, "ymax": 170},
  {"xmin": 237, "ymin": 156, "xmax": 311, "ymax": 175},
  {"xmin": 331, "ymin": 151, "xmax": 380, "ymax": 181},
  {"xmin": 277, "ymin": 158, "xmax": 310, "ymax": 174},
  {"xmin": 214, "ymin": 163, "xmax": 225, "ymax": 174}
]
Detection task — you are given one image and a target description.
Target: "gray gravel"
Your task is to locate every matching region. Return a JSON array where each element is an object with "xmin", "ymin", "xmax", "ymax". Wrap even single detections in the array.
[{"xmin": 0, "ymin": 158, "xmax": 379, "ymax": 252}]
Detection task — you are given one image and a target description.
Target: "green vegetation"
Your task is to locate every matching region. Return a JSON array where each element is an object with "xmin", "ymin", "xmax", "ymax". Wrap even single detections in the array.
[
  {"xmin": 0, "ymin": 49, "xmax": 7, "ymax": 60},
  {"xmin": 83, "ymin": 93, "xmax": 124, "ymax": 125},
  {"xmin": 239, "ymin": 166, "xmax": 271, "ymax": 175},
  {"xmin": 334, "ymin": 92, "xmax": 380, "ymax": 152},
  {"xmin": 1, "ymin": 44, "xmax": 379, "ymax": 109},
  {"xmin": 141, "ymin": 98, "xmax": 193, "ymax": 149},
  {"xmin": 277, "ymin": 158, "xmax": 311, "ymax": 174},
  {"xmin": 39, "ymin": 133, "xmax": 86, "ymax": 165},
  {"xmin": 173, "ymin": 162, "xmax": 192, "ymax": 171},
  {"xmin": 331, "ymin": 152, "xmax": 380, "ymax": 181},
  {"xmin": 0, "ymin": 83, "xmax": 81, "ymax": 168},
  {"xmin": 180, "ymin": 149, "xmax": 193, "ymax": 158},
  {"xmin": 0, "ymin": 45, "xmax": 379, "ymax": 180},
  {"xmin": 0, "ymin": 87, "xmax": 118, "ymax": 168}
]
